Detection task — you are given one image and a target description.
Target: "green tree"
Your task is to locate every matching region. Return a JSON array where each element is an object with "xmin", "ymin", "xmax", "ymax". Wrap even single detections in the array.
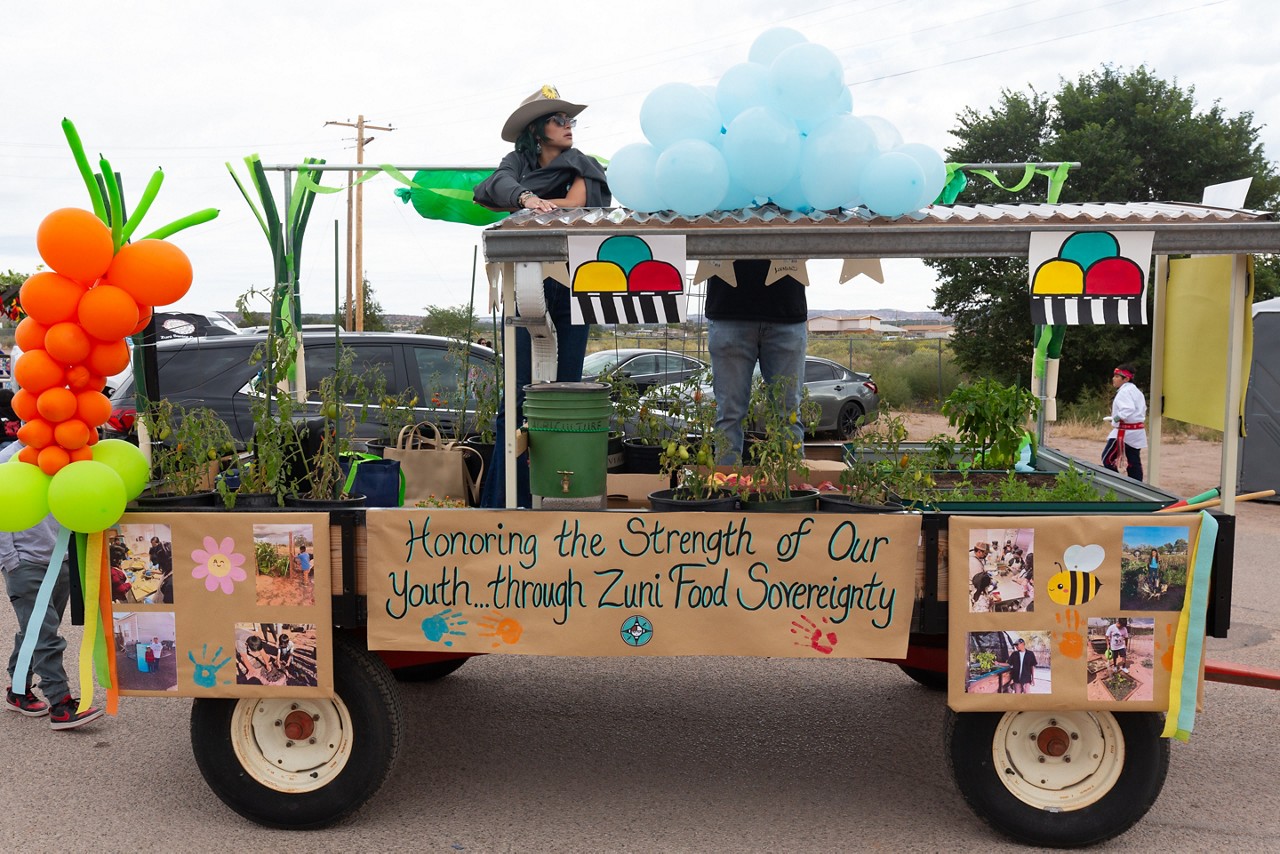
[
  {"xmin": 417, "ymin": 304, "xmax": 477, "ymax": 340},
  {"xmin": 931, "ymin": 66, "xmax": 1280, "ymax": 404},
  {"xmin": 340, "ymin": 277, "xmax": 389, "ymax": 331}
]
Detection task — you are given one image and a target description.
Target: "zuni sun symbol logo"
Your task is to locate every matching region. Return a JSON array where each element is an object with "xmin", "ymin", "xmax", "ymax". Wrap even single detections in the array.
[{"xmin": 621, "ymin": 615, "xmax": 653, "ymax": 647}]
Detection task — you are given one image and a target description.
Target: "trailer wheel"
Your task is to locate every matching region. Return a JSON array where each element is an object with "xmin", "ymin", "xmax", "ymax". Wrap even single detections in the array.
[
  {"xmin": 897, "ymin": 664, "xmax": 948, "ymax": 691},
  {"xmin": 190, "ymin": 633, "xmax": 403, "ymax": 829},
  {"xmin": 945, "ymin": 709, "xmax": 1168, "ymax": 848},
  {"xmin": 393, "ymin": 656, "xmax": 470, "ymax": 682}
]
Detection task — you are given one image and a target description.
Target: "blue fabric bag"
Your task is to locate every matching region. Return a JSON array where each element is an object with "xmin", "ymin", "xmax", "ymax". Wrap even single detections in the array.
[{"xmin": 341, "ymin": 453, "xmax": 405, "ymax": 507}]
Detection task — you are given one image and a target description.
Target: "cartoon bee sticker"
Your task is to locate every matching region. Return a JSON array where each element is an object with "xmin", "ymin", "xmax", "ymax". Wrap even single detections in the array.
[{"xmin": 1047, "ymin": 544, "xmax": 1105, "ymax": 606}]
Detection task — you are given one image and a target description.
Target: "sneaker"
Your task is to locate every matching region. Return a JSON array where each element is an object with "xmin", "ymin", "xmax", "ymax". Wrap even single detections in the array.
[
  {"xmin": 5, "ymin": 688, "xmax": 49, "ymax": 717},
  {"xmin": 49, "ymin": 695, "xmax": 103, "ymax": 731}
]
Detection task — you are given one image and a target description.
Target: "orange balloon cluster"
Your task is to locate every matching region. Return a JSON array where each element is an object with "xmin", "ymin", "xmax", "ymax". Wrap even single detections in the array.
[{"xmin": 14, "ymin": 207, "xmax": 193, "ymax": 475}]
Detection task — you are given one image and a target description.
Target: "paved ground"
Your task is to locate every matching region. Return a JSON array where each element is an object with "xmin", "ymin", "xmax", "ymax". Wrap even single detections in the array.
[{"xmin": 2, "ymin": 444, "xmax": 1277, "ymax": 851}]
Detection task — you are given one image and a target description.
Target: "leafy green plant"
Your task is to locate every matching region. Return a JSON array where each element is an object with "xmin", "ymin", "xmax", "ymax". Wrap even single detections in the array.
[
  {"xmin": 739, "ymin": 375, "xmax": 818, "ymax": 501},
  {"xmin": 971, "ymin": 651, "xmax": 998, "ymax": 673},
  {"xmin": 940, "ymin": 378, "xmax": 1039, "ymax": 469},
  {"xmin": 140, "ymin": 401, "xmax": 235, "ymax": 497},
  {"xmin": 253, "ymin": 541, "xmax": 290, "ymax": 577},
  {"xmin": 656, "ymin": 368, "xmax": 726, "ymax": 501}
]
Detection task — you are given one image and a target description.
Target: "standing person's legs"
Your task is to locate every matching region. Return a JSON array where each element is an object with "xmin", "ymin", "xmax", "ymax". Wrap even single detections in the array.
[
  {"xmin": 546, "ymin": 280, "xmax": 589, "ymax": 383},
  {"xmin": 1101, "ymin": 438, "xmax": 1121, "ymax": 472},
  {"xmin": 1124, "ymin": 444, "xmax": 1143, "ymax": 481},
  {"xmin": 4, "ymin": 562, "xmax": 70, "ymax": 703},
  {"xmin": 708, "ymin": 319, "xmax": 761, "ymax": 464},
  {"xmin": 758, "ymin": 321, "xmax": 808, "ymax": 446}
]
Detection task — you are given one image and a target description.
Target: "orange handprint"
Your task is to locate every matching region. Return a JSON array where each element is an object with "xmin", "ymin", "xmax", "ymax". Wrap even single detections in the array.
[
  {"xmin": 1159, "ymin": 622, "xmax": 1176, "ymax": 672},
  {"xmin": 791, "ymin": 614, "xmax": 838, "ymax": 655},
  {"xmin": 1056, "ymin": 608, "xmax": 1085, "ymax": 658},
  {"xmin": 478, "ymin": 612, "xmax": 524, "ymax": 648}
]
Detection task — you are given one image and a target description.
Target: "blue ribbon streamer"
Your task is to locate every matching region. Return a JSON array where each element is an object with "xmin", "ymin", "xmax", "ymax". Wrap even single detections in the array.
[
  {"xmin": 12, "ymin": 525, "xmax": 71, "ymax": 692},
  {"xmin": 1174, "ymin": 510, "xmax": 1218, "ymax": 740}
]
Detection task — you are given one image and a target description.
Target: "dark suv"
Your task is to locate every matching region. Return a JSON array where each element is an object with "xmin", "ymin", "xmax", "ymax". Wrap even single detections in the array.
[{"xmin": 106, "ymin": 331, "xmax": 496, "ymax": 443}]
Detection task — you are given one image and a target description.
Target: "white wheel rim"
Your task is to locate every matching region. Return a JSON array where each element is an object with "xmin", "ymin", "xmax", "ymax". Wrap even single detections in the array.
[
  {"xmin": 991, "ymin": 710, "xmax": 1124, "ymax": 812},
  {"xmin": 230, "ymin": 697, "xmax": 354, "ymax": 793}
]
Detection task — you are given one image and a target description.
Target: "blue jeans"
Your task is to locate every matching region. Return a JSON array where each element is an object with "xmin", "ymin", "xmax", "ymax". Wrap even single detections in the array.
[
  {"xmin": 4, "ymin": 561, "xmax": 70, "ymax": 702},
  {"xmin": 707, "ymin": 319, "xmax": 807, "ymax": 464},
  {"xmin": 481, "ymin": 280, "xmax": 590, "ymax": 508}
]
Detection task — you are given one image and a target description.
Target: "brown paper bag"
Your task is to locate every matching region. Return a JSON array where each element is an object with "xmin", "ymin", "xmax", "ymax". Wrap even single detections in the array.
[{"xmin": 382, "ymin": 422, "xmax": 483, "ymax": 506}]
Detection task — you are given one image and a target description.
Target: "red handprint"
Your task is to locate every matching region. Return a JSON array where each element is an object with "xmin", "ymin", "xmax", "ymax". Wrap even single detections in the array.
[{"xmin": 791, "ymin": 615, "xmax": 838, "ymax": 655}]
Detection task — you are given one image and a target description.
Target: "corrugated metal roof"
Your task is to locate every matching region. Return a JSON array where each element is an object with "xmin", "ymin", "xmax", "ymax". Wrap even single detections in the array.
[{"xmin": 480, "ymin": 202, "xmax": 1280, "ymax": 262}]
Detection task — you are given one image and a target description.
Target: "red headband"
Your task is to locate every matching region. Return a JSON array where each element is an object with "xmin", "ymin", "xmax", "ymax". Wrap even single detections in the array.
[{"xmin": 1113, "ymin": 367, "xmax": 1134, "ymax": 380}]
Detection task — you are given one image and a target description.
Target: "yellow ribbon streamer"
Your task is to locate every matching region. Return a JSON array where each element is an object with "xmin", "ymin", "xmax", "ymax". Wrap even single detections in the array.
[{"xmin": 78, "ymin": 532, "xmax": 104, "ymax": 713}]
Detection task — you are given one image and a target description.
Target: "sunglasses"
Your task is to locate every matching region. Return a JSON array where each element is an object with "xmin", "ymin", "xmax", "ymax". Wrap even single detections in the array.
[{"xmin": 545, "ymin": 114, "xmax": 577, "ymax": 128}]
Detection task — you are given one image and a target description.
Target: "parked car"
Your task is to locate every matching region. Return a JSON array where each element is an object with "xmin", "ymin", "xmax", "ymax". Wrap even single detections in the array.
[
  {"xmin": 646, "ymin": 355, "xmax": 879, "ymax": 440},
  {"xmin": 581, "ymin": 348, "xmax": 708, "ymax": 394},
  {"xmin": 105, "ymin": 331, "xmax": 496, "ymax": 445}
]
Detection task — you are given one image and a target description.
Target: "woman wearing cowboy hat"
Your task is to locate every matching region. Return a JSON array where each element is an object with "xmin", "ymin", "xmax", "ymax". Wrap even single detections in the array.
[
  {"xmin": 474, "ymin": 85, "xmax": 610, "ymax": 213},
  {"xmin": 475, "ymin": 87, "xmax": 610, "ymax": 508}
]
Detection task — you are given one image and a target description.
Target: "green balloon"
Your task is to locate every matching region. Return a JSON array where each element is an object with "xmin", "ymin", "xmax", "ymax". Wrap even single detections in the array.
[
  {"xmin": 92, "ymin": 439, "xmax": 151, "ymax": 500},
  {"xmin": 48, "ymin": 461, "xmax": 127, "ymax": 533},
  {"xmin": 596, "ymin": 235, "xmax": 653, "ymax": 275},
  {"xmin": 0, "ymin": 462, "xmax": 52, "ymax": 532}
]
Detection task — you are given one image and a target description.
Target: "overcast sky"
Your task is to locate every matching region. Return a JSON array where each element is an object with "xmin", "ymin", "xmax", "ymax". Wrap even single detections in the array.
[{"xmin": 3, "ymin": 0, "xmax": 1278, "ymax": 318}]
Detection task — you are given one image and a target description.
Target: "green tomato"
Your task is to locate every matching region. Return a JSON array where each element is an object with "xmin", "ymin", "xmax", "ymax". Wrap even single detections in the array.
[{"xmin": 321, "ymin": 402, "xmax": 339, "ymax": 420}]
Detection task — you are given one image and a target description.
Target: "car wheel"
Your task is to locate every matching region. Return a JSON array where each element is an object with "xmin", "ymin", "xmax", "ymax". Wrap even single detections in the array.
[
  {"xmin": 945, "ymin": 708, "xmax": 1168, "ymax": 847},
  {"xmin": 836, "ymin": 402, "xmax": 865, "ymax": 439},
  {"xmin": 393, "ymin": 656, "xmax": 470, "ymax": 682},
  {"xmin": 190, "ymin": 633, "xmax": 403, "ymax": 829}
]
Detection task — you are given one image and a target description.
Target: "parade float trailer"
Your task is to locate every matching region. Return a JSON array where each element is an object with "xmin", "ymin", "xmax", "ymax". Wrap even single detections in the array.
[{"xmin": 114, "ymin": 199, "xmax": 1278, "ymax": 848}]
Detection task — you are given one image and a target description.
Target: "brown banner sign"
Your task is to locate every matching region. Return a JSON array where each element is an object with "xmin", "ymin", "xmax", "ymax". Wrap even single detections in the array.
[
  {"xmin": 109, "ymin": 512, "xmax": 333, "ymax": 698},
  {"xmin": 367, "ymin": 509, "xmax": 921, "ymax": 658},
  {"xmin": 948, "ymin": 514, "xmax": 1203, "ymax": 712}
]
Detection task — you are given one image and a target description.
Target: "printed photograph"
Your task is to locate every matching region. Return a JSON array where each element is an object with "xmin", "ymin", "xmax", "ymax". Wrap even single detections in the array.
[
  {"xmin": 252, "ymin": 523, "xmax": 316, "ymax": 607},
  {"xmin": 1120, "ymin": 526, "xmax": 1191, "ymax": 611},
  {"xmin": 965, "ymin": 630, "xmax": 1053, "ymax": 695},
  {"xmin": 110, "ymin": 523, "xmax": 174, "ymax": 605},
  {"xmin": 113, "ymin": 611, "xmax": 177, "ymax": 692},
  {"xmin": 967, "ymin": 527, "xmax": 1035, "ymax": 613},
  {"xmin": 1087, "ymin": 617, "xmax": 1156, "ymax": 702},
  {"xmin": 234, "ymin": 623, "xmax": 319, "ymax": 687}
]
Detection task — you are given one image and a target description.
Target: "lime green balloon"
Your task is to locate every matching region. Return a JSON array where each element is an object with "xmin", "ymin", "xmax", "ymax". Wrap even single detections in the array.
[
  {"xmin": 48, "ymin": 461, "xmax": 127, "ymax": 533},
  {"xmin": 0, "ymin": 462, "xmax": 52, "ymax": 532},
  {"xmin": 91, "ymin": 439, "xmax": 151, "ymax": 500}
]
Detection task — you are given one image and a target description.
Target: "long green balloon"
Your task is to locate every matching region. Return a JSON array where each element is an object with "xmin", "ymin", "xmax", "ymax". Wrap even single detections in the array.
[
  {"xmin": 61, "ymin": 119, "xmax": 107, "ymax": 222},
  {"xmin": 395, "ymin": 169, "xmax": 507, "ymax": 226},
  {"xmin": 139, "ymin": 208, "xmax": 220, "ymax": 240}
]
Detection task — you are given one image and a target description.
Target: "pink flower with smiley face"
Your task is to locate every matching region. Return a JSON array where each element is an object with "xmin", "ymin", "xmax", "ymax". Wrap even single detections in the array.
[{"xmin": 191, "ymin": 536, "xmax": 247, "ymax": 594}]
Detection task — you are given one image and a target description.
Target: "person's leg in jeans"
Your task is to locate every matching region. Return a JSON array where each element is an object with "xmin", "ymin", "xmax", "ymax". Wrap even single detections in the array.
[
  {"xmin": 708, "ymin": 319, "xmax": 761, "ymax": 464},
  {"xmin": 481, "ymin": 279, "xmax": 588, "ymax": 507},
  {"xmin": 4, "ymin": 561, "xmax": 70, "ymax": 703},
  {"xmin": 758, "ymin": 321, "xmax": 808, "ymax": 447}
]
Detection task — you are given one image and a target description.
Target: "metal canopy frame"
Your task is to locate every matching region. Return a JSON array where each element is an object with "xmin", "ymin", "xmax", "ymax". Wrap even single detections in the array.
[{"xmin": 480, "ymin": 201, "xmax": 1280, "ymax": 513}]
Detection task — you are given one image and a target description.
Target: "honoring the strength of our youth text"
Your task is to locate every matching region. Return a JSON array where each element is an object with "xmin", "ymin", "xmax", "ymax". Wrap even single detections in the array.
[{"xmin": 385, "ymin": 515, "xmax": 902, "ymax": 630}]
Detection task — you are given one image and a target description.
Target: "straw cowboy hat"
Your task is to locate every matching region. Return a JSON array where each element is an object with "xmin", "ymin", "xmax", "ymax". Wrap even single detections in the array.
[{"xmin": 502, "ymin": 85, "xmax": 587, "ymax": 142}]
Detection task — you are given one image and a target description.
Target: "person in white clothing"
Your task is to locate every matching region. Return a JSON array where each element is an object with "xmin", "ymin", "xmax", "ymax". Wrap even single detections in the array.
[{"xmin": 1102, "ymin": 363, "xmax": 1146, "ymax": 481}]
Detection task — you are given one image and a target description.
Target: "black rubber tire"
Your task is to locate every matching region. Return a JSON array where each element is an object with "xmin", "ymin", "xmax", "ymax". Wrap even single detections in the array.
[
  {"xmin": 392, "ymin": 656, "xmax": 470, "ymax": 682},
  {"xmin": 190, "ymin": 633, "xmax": 403, "ymax": 829},
  {"xmin": 836, "ymin": 402, "xmax": 865, "ymax": 439},
  {"xmin": 897, "ymin": 663, "xmax": 948, "ymax": 691},
  {"xmin": 945, "ymin": 709, "xmax": 1169, "ymax": 848}
]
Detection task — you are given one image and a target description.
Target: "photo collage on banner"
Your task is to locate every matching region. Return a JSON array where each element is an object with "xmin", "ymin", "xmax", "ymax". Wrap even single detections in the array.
[
  {"xmin": 109, "ymin": 512, "xmax": 333, "ymax": 698},
  {"xmin": 948, "ymin": 515, "xmax": 1200, "ymax": 711}
]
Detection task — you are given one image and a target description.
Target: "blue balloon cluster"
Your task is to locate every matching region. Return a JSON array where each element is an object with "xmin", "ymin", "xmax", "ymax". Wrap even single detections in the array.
[{"xmin": 608, "ymin": 27, "xmax": 947, "ymax": 218}]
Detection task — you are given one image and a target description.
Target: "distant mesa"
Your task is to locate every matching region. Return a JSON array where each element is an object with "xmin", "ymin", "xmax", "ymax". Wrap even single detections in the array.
[
  {"xmin": 573, "ymin": 235, "xmax": 682, "ymax": 294},
  {"xmin": 1032, "ymin": 230, "xmax": 1143, "ymax": 297}
]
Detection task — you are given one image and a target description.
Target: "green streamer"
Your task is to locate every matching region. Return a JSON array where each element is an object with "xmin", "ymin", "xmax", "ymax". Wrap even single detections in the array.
[{"xmin": 395, "ymin": 169, "xmax": 507, "ymax": 226}]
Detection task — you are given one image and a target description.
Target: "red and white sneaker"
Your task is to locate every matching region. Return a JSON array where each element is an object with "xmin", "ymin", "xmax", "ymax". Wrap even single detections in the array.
[
  {"xmin": 5, "ymin": 688, "xmax": 50, "ymax": 717},
  {"xmin": 48, "ymin": 695, "xmax": 103, "ymax": 731}
]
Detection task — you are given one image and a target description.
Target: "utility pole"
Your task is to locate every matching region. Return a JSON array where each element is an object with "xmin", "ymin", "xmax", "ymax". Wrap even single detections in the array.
[{"xmin": 325, "ymin": 115, "xmax": 393, "ymax": 330}]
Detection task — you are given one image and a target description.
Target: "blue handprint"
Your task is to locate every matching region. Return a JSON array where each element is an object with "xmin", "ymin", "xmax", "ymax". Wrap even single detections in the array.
[
  {"xmin": 189, "ymin": 644, "xmax": 233, "ymax": 688},
  {"xmin": 421, "ymin": 609, "xmax": 468, "ymax": 646}
]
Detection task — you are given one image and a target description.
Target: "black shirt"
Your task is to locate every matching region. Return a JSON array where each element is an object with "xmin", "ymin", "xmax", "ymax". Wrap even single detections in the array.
[{"xmin": 705, "ymin": 259, "xmax": 807, "ymax": 324}]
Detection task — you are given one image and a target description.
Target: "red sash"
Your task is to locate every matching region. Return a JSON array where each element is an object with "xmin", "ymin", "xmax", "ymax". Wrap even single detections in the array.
[{"xmin": 1105, "ymin": 421, "xmax": 1145, "ymax": 468}]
